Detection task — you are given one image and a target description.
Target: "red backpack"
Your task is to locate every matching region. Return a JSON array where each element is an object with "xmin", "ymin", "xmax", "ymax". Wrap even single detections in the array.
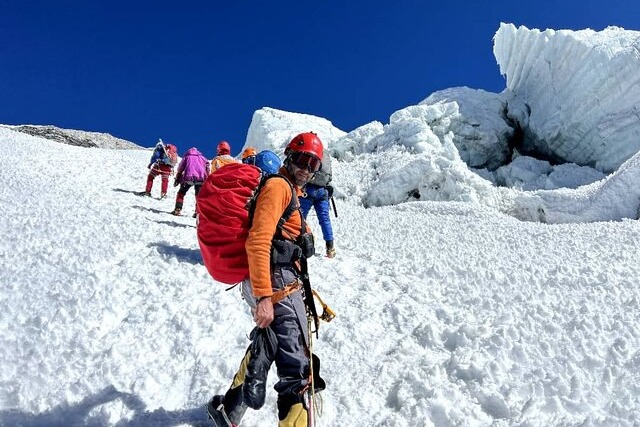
[
  {"xmin": 196, "ymin": 162, "xmax": 297, "ymax": 285},
  {"xmin": 163, "ymin": 144, "xmax": 178, "ymax": 167}
]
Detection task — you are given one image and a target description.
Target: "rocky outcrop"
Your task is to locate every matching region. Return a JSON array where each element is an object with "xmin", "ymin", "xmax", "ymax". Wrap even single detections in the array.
[{"xmin": 6, "ymin": 125, "xmax": 141, "ymax": 149}]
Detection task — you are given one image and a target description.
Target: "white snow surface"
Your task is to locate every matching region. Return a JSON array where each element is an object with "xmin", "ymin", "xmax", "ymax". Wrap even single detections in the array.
[{"xmin": 3, "ymin": 118, "xmax": 640, "ymax": 427}]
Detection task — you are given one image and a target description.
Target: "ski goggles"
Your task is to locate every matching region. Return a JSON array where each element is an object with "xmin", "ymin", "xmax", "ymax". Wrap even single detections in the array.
[{"xmin": 289, "ymin": 151, "xmax": 321, "ymax": 173}]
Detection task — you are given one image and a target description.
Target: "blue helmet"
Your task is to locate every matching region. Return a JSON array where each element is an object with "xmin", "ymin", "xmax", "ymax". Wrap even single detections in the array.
[{"xmin": 254, "ymin": 150, "xmax": 282, "ymax": 175}]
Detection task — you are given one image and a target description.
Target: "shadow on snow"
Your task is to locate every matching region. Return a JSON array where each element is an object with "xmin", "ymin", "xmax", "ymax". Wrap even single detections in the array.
[
  {"xmin": 0, "ymin": 385, "xmax": 210, "ymax": 427},
  {"xmin": 112, "ymin": 188, "xmax": 144, "ymax": 195},
  {"xmin": 149, "ymin": 242, "xmax": 203, "ymax": 264},
  {"xmin": 131, "ymin": 205, "xmax": 169, "ymax": 215},
  {"xmin": 152, "ymin": 219, "xmax": 196, "ymax": 229}
]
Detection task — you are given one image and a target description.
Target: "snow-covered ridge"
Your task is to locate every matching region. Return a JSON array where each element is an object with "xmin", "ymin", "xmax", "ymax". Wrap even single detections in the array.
[
  {"xmin": 494, "ymin": 23, "xmax": 640, "ymax": 173},
  {"xmin": 2, "ymin": 124, "xmax": 141, "ymax": 150}
]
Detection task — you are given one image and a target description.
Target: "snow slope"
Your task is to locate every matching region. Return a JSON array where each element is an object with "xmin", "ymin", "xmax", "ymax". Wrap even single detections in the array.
[{"xmin": 2, "ymin": 124, "xmax": 640, "ymax": 426}]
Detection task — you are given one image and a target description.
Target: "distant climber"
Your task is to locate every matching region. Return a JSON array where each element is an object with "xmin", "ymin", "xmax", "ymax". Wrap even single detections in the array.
[
  {"xmin": 172, "ymin": 147, "xmax": 210, "ymax": 217},
  {"xmin": 142, "ymin": 140, "xmax": 178, "ymax": 198},
  {"xmin": 211, "ymin": 140, "xmax": 238, "ymax": 173},
  {"xmin": 241, "ymin": 147, "xmax": 257, "ymax": 165},
  {"xmin": 300, "ymin": 146, "xmax": 336, "ymax": 258}
]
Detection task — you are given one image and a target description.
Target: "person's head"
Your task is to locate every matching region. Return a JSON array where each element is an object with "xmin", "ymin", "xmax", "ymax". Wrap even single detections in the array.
[
  {"xmin": 254, "ymin": 150, "xmax": 282, "ymax": 175},
  {"xmin": 241, "ymin": 147, "xmax": 257, "ymax": 164},
  {"xmin": 284, "ymin": 132, "xmax": 323, "ymax": 187},
  {"xmin": 217, "ymin": 141, "xmax": 231, "ymax": 156}
]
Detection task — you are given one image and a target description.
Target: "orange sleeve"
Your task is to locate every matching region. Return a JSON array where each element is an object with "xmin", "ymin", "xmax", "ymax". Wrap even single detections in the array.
[{"xmin": 245, "ymin": 178, "xmax": 294, "ymax": 297}]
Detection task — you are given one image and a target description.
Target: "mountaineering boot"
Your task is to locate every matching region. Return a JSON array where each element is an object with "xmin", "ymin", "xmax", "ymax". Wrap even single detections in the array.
[
  {"xmin": 173, "ymin": 201, "xmax": 184, "ymax": 216},
  {"xmin": 160, "ymin": 192, "xmax": 167, "ymax": 199},
  {"xmin": 206, "ymin": 393, "xmax": 247, "ymax": 427},
  {"xmin": 206, "ymin": 395, "xmax": 236, "ymax": 427},
  {"xmin": 325, "ymin": 240, "xmax": 336, "ymax": 258}
]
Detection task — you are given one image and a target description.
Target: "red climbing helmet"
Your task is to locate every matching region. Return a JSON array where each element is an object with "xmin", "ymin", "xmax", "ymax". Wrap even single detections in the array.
[
  {"xmin": 217, "ymin": 140, "xmax": 231, "ymax": 155},
  {"xmin": 284, "ymin": 132, "xmax": 324, "ymax": 173}
]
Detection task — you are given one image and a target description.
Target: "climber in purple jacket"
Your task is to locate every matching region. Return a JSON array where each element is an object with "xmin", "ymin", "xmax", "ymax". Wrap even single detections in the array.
[{"xmin": 172, "ymin": 147, "xmax": 210, "ymax": 217}]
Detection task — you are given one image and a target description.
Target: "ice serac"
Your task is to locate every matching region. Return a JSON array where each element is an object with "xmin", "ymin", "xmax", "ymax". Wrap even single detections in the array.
[
  {"xmin": 494, "ymin": 23, "xmax": 640, "ymax": 173},
  {"xmin": 332, "ymin": 121, "xmax": 385, "ymax": 160},
  {"xmin": 244, "ymin": 107, "xmax": 346, "ymax": 153},
  {"xmin": 419, "ymin": 87, "xmax": 513, "ymax": 171}
]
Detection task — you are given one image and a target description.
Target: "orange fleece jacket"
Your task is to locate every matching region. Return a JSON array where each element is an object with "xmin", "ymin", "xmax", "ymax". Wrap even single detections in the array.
[{"xmin": 245, "ymin": 170, "xmax": 309, "ymax": 297}]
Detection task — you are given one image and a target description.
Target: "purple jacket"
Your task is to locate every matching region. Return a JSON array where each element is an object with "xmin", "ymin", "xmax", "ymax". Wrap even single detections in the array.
[{"xmin": 176, "ymin": 148, "xmax": 210, "ymax": 183}]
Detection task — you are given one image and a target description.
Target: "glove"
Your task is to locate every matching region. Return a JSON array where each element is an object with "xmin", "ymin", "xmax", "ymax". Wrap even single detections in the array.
[
  {"xmin": 326, "ymin": 185, "xmax": 334, "ymax": 198},
  {"xmin": 173, "ymin": 179, "xmax": 179, "ymax": 187}
]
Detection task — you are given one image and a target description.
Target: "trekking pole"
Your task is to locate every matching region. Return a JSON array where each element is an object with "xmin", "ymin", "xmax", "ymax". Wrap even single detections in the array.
[
  {"xmin": 330, "ymin": 197, "xmax": 338, "ymax": 218},
  {"xmin": 307, "ymin": 316, "xmax": 316, "ymax": 427}
]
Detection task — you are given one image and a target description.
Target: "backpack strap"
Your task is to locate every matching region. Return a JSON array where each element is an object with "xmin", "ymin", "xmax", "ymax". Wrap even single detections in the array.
[
  {"xmin": 260, "ymin": 176, "xmax": 319, "ymax": 334},
  {"xmin": 247, "ymin": 173, "xmax": 320, "ymax": 334},
  {"xmin": 248, "ymin": 174, "xmax": 297, "ymax": 232}
]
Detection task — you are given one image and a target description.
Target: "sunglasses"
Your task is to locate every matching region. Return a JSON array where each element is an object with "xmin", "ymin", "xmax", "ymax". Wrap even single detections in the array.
[{"xmin": 290, "ymin": 152, "xmax": 321, "ymax": 173}]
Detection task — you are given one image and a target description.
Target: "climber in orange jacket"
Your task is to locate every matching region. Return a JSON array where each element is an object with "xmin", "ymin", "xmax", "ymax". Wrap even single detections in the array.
[{"xmin": 206, "ymin": 132, "xmax": 326, "ymax": 427}]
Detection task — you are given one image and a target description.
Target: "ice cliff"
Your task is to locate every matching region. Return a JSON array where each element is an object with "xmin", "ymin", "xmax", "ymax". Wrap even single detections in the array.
[
  {"xmin": 494, "ymin": 23, "xmax": 640, "ymax": 173},
  {"xmin": 243, "ymin": 24, "xmax": 640, "ymax": 223}
]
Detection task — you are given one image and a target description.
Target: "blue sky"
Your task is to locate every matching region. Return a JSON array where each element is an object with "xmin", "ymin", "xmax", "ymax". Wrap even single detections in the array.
[{"xmin": 1, "ymin": 0, "xmax": 637, "ymax": 158}]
